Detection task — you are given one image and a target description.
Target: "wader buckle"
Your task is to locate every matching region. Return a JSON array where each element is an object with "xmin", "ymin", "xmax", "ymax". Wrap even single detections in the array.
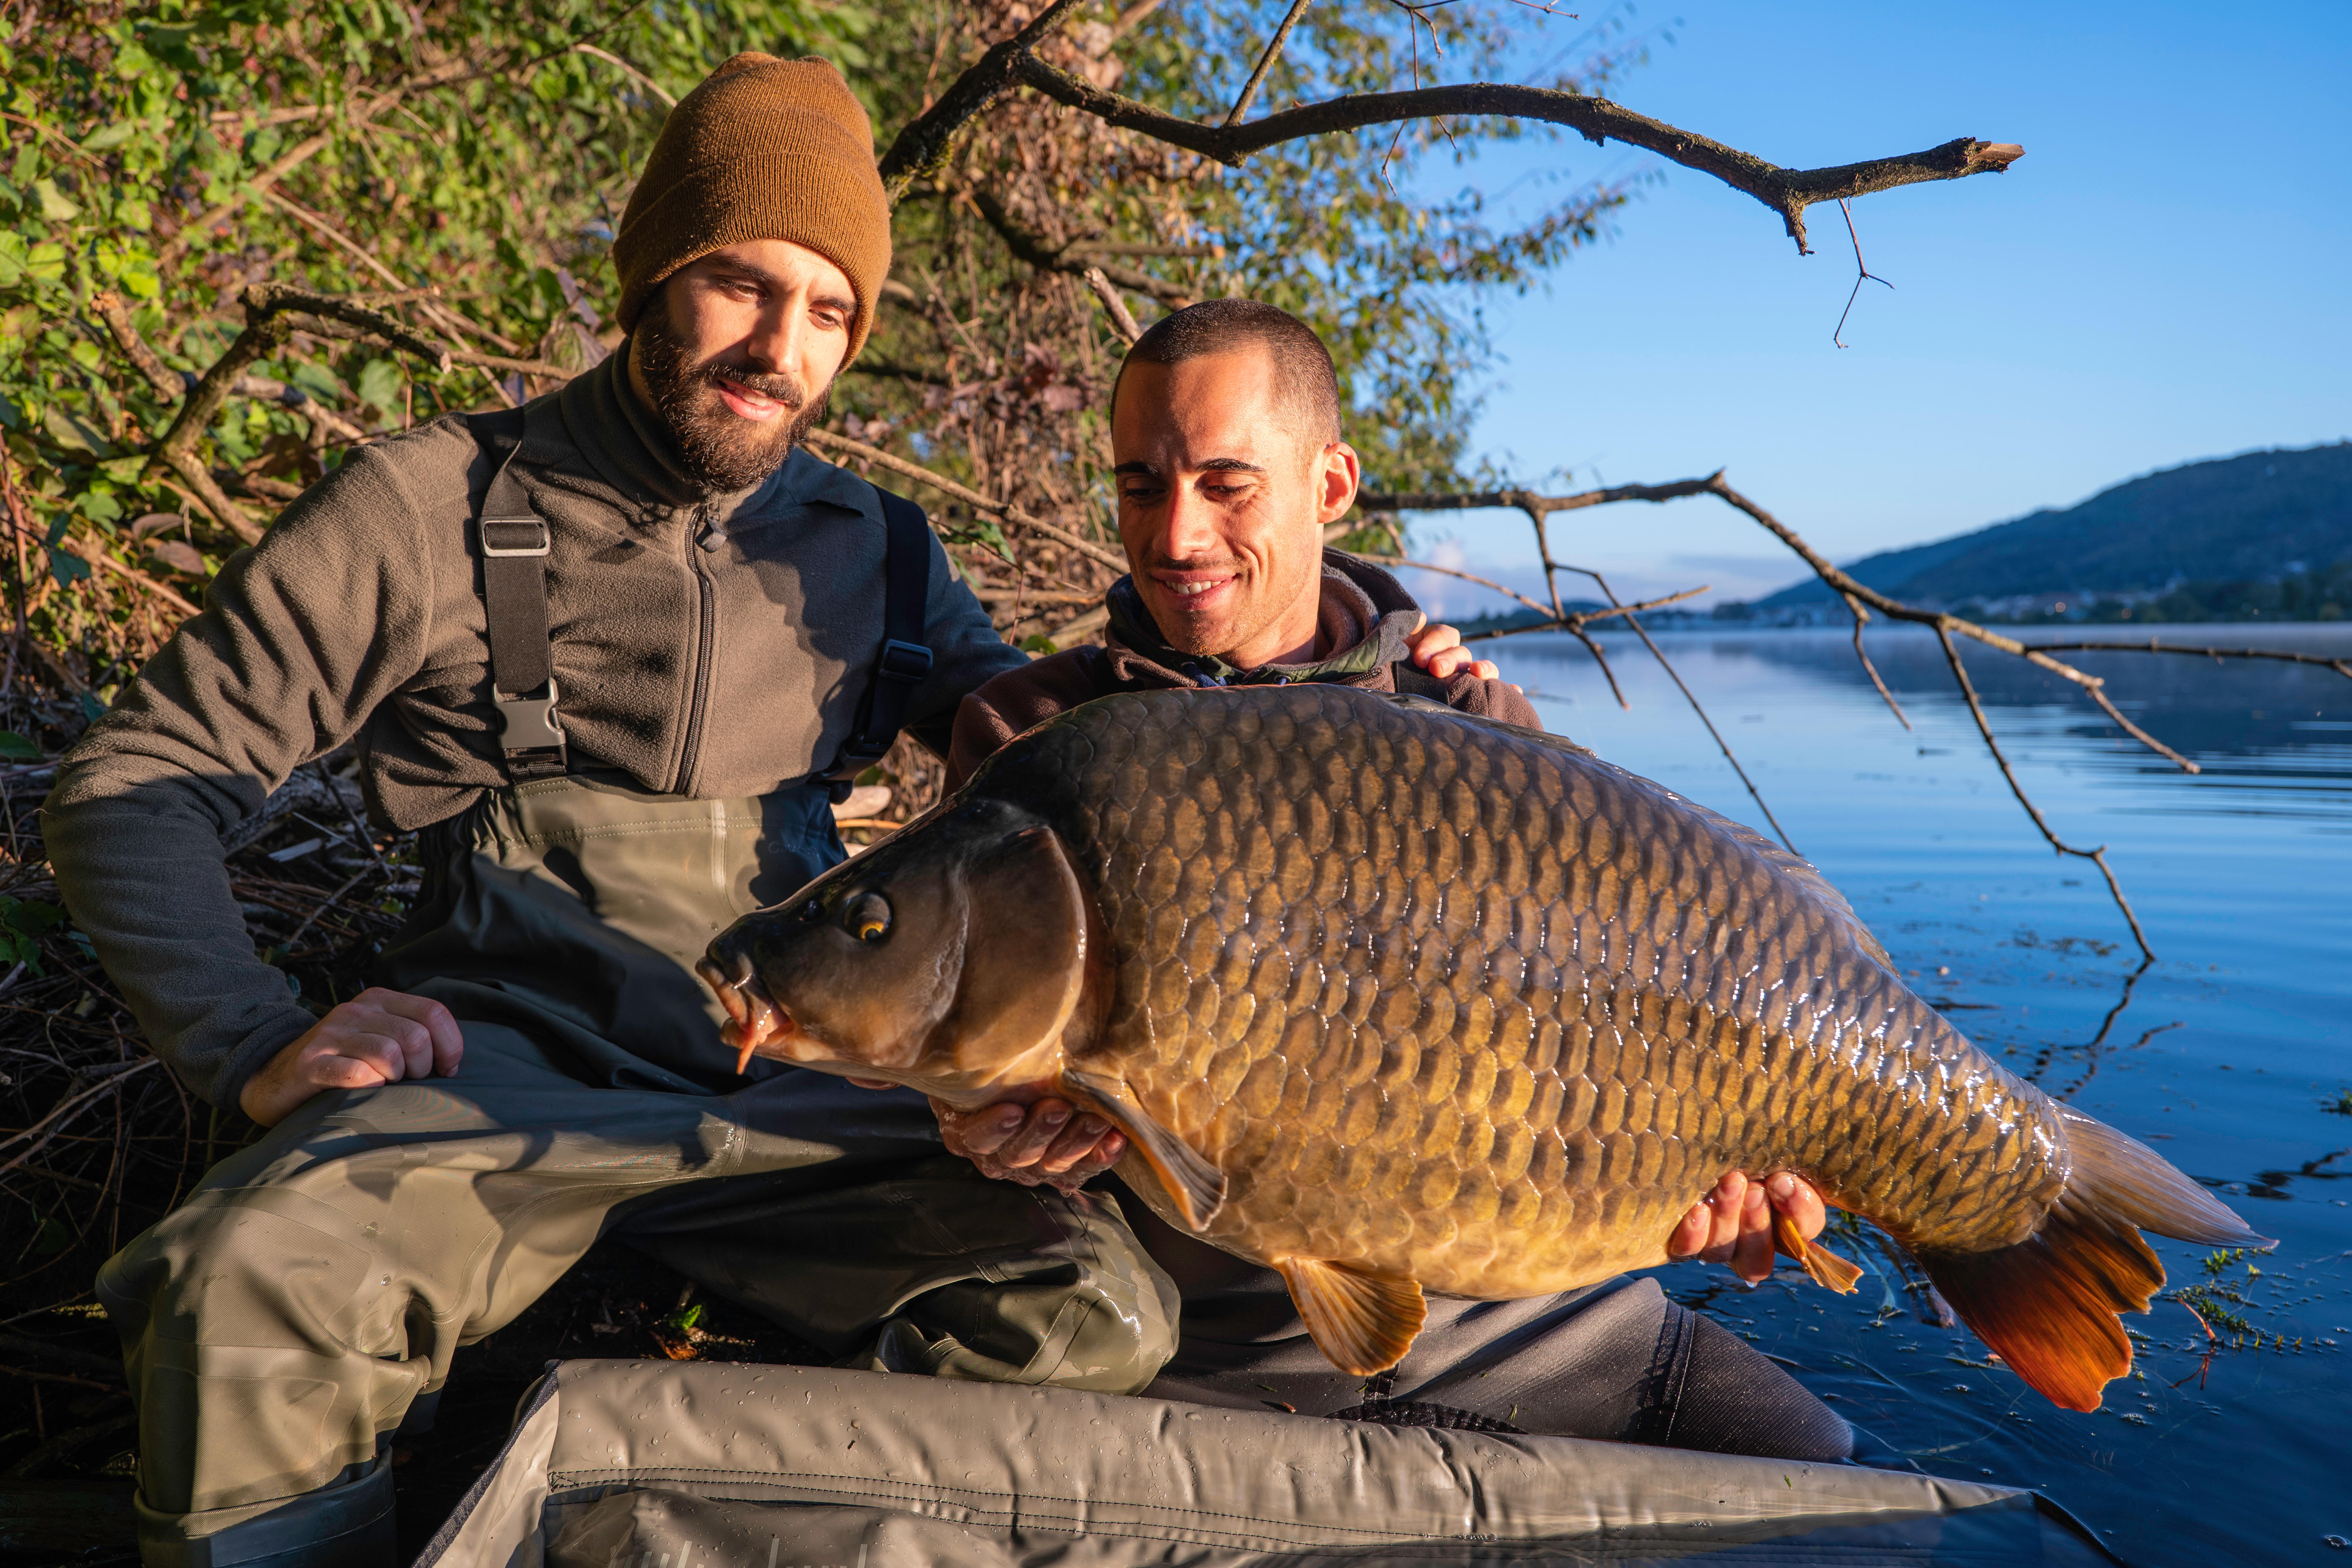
[
  {"xmin": 876, "ymin": 638, "xmax": 933, "ymax": 687},
  {"xmin": 495, "ymin": 676, "xmax": 566, "ymax": 755},
  {"xmin": 480, "ymin": 517, "xmax": 550, "ymax": 558}
]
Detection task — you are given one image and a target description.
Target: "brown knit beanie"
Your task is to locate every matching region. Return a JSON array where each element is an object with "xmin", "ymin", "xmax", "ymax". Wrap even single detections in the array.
[{"xmin": 613, "ymin": 53, "xmax": 891, "ymax": 357}]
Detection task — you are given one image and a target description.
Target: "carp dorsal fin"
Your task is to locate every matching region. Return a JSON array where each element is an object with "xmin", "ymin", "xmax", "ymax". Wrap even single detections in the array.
[
  {"xmin": 1275, "ymin": 1258, "xmax": 1427, "ymax": 1377},
  {"xmin": 1062, "ymin": 1066, "xmax": 1226, "ymax": 1229}
]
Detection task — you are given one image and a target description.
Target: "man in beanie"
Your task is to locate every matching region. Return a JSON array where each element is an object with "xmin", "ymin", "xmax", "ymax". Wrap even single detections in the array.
[{"xmin": 43, "ymin": 53, "xmax": 1494, "ymax": 1564}]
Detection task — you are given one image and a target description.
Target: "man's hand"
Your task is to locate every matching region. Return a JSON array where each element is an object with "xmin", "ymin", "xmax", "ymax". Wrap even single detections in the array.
[
  {"xmin": 1668, "ymin": 1170, "xmax": 1830, "ymax": 1284},
  {"xmin": 237, "ymin": 987, "xmax": 464, "ymax": 1128},
  {"xmin": 1404, "ymin": 618, "xmax": 1504, "ymax": 684},
  {"xmin": 933, "ymin": 1096, "xmax": 1126, "ymax": 1194}
]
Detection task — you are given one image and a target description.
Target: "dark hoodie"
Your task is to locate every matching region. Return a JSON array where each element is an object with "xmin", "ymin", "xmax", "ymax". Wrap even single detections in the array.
[{"xmin": 947, "ymin": 550, "xmax": 1541, "ymax": 790}]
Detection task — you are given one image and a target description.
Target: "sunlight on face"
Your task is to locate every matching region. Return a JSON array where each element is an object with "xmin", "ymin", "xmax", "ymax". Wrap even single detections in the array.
[
  {"xmin": 629, "ymin": 238, "xmax": 857, "ymax": 492},
  {"xmin": 1111, "ymin": 349, "xmax": 1361, "ymax": 669}
]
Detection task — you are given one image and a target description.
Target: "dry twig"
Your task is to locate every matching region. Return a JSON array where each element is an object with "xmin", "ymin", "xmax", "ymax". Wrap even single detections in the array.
[
  {"xmin": 880, "ymin": 7, "xmax": 2023, "ymax": 251},
  {"xmin": 802, "ymin": 428, "xmax": 1128, "ymax": 572}
]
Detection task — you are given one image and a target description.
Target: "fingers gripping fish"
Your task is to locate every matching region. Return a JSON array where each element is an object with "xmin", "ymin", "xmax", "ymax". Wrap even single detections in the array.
[{"xmin": 700, "ymin": 686, "xmax": 2263, "ymax": 1411}]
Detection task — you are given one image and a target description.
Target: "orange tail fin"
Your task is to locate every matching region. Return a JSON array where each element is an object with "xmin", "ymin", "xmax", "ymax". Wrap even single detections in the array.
[{"xmin": 1914, "ymin": 1113, "xmax": 2266, "ymax": 1412}]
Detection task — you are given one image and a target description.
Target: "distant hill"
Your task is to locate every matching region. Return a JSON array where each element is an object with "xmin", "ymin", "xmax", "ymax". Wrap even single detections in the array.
[{"xmin": 1754, "ymin": 443, "xmax": 2352, "ymax": 613}]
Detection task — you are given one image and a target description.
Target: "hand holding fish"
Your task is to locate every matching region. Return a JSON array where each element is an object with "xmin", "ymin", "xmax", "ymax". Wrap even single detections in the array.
[
  {"xmin": 1668, "ymin": 1170, "xmax": 1830, "ymax": 1284},
  {"xmin": 934, "ymin": 1095, "xmax": 1126, "ymax": 1191}
]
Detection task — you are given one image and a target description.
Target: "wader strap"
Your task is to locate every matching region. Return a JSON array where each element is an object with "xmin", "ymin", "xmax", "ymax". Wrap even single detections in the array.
[
  {"xmin": 1389, "ymin": 659, "xmax": 1450, "ymax": 701},
  {"xmin": 824, "ymin": 487, "xmax": 933, "ymax": 803},
  {"xmin": 466, "ymin": 408, "xmax": 568, "ymax": 780}
]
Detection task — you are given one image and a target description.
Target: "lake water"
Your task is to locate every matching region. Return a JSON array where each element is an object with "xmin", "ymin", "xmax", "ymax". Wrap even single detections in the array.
[{"xmin": 1485, "ymin": 623, "xmax": 2352, "ymax": 1565}]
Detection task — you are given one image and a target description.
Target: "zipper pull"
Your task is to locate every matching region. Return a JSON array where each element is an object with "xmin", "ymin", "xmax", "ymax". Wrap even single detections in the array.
[{"xmin": 695, "ymin": 503, "xmax": 727, "ymax": 553}]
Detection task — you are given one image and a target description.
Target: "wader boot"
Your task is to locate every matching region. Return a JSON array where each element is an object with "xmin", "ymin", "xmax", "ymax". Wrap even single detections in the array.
[{"xmin": 99, "ymin": 777, "xmax": 1178, "ymax": 1568}]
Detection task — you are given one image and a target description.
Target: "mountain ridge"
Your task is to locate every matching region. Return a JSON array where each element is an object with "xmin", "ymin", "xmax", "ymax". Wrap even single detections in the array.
[{"xmin": 1754, "ymin": 442, "xmax": 2352, "ymax": 612}]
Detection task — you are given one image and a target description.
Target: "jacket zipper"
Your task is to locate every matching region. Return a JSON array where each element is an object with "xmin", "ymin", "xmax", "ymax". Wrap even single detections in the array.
[{"xmin": 674, "ymin": 504, "xmax": 719, "ymax": 793}]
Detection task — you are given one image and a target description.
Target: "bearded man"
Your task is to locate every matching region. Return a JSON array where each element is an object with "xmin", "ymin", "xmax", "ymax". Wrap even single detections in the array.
[{"xmin": 46, "ymin": 57, "xmax": 1493, "ymax": 1567}]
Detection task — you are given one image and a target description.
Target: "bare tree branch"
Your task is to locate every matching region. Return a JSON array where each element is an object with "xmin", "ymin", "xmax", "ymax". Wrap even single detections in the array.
[
  {"xmin": 1841, "ymin": 591, "xmax": 1911, "ymax": 729},
  {"xmin": 1006, "ymin": 63, "xmax": 2023, "ymax": 253},
  {"xmin": 801, "ymin": 428, "xmax": 1128, "ymax": 572},
  {"xmin": 91, "ymin": 290, "xmax": 370, "ymax": 446},
  {"xmin": 878, "ymin": 10, "xmax": 2019, "ymax": 248},
  {"xmin": 2020, "ymin": 638, "xmax": 2352, "ymax": 680},
  {"xmin": 156, "ymin": 129, "xmax": 337, "ymax": 267},
  {"xmin": 142, "ymin": 286, "xmax": 452, "ymax": 542},
  {"xmin": 1227, "ymin": 0, "xmax": 1314, "ymax": 126},
  {"xmin": 877, "ymin": 0, "xmax": 1094, "ymax": 199},
  {"xmin": 1585, "ymin": 565, "xmax": 1801, "ymax": 855},
  {"xmin": 1083, "ymin": 266, "xmax": 1146, "ymax": 347},
  {"xmin": 972, "ymin": 190, "xmax": 1199, "ymax": 308},
  {"xmin": 1936, "ymin": 625, "xmax": 2156, "ymax": 962}
]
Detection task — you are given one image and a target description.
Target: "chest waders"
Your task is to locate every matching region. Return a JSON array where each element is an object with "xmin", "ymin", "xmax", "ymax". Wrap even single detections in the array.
[
  {"xmin": 369, "ymin": 406, "xmax": 940, "ymax": 1090},
  {"xmin": 94, "ymin": 405, "xmax": 1177, "ymax": 1568}
]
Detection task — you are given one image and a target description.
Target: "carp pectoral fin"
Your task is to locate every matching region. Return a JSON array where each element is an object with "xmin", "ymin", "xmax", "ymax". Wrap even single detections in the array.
[
  {"xmin": 1061, "ymin": 1066, "xmax": 1226, "ymax": 1229},
  {"xmin": 1276, "ymin": 1259, "xmax": 1427, "ymax": 1377},
  {"xmin": 1772, "ymin": 1212, "xmax": 1863, "ymax": 1294}
]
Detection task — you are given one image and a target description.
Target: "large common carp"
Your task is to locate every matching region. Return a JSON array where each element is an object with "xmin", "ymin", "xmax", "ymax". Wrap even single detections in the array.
[{"xmin": 700, "ymin": 686, "xmax": 2260, "ymax": 1411}]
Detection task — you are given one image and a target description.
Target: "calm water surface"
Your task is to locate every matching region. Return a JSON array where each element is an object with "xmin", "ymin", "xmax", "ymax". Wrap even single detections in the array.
[{"xmin": 1486, "ymin": 623, "xmax": 2352, "ymax": 1567}]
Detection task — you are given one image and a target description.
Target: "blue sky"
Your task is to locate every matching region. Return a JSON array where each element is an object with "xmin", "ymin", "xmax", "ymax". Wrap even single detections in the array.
[{"xmin": 1396, "ymin": 0, "xmax": 2352, "ymax": 614}]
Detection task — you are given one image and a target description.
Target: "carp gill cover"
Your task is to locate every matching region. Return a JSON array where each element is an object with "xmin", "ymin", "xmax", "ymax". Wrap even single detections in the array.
[{"xmin": 701, "ymin": 686, "xmax": 2261, "ymax": 1411}]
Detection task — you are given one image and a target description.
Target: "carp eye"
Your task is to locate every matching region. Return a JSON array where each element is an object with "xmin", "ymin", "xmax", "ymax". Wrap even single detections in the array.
[{"xmin": 844, "ymin": 891, "xmax": 891, "ymax": 943}]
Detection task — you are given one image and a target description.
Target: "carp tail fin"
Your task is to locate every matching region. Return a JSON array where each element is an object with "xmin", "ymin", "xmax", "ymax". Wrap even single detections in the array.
[
  {"xmin": 1916, "ymin": 1115, "xmax": 2266, "ymax": 1413},
  {"xmin": 1276, "ymin": 1258, "xmax": 1427, "ymax": 1377}
]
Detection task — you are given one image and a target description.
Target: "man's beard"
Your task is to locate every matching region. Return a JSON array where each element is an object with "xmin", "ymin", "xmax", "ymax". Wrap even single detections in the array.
[{"xmin": 633, "ymin": 304, "xmax": 830, "ymax": 493}]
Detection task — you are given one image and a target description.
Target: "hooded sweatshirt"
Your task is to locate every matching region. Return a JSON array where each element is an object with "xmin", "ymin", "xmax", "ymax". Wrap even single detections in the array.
[{"xmin": 947, "ymin": 552, "xmax": 1541, "ymax": 790}]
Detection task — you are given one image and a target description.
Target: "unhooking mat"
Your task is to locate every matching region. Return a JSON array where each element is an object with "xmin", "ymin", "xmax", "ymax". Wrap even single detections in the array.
[{"xmin": 416, "ymin": 1360, "xmax": 2114, "ymax": 1567}]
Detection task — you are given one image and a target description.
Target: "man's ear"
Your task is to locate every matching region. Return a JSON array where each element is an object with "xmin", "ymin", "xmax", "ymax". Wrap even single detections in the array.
[{"xmin": 1315, "ymin": 440, "xmax": 1362, "ymax": 527}]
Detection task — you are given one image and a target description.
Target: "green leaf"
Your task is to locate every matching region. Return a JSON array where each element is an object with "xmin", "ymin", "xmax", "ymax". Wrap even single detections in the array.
[
  {"xmin": 81, "ymin": 120, "xmax": 140, "ymax": 153},
  {"xmin": 46, "ymin": 545, "xmax": 91, "ymax": 586},
  {"xmin": 287, "ymin": 361, "xmax": 344, "ymax": 401},
  {"xmin": 32, "ymin": 177, "xmax": 81, "ymax": 223},
  {"xmin": 0, "ymin": 731, "xmax": 41, "ymax": 760},
  {"xmin": 3, "ymin": 898, "xmax": 65, "ymax": 936},
  {"xmin": 41, "ymin": 405, "xmax": 111, "ymax": 459},
  {"xmin": 354, "ymin": 357, "xmax": 403, "ymax": 414}
]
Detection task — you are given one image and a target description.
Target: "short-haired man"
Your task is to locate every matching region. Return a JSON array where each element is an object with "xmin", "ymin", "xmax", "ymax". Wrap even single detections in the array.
[
  {"xmin": 940, "ymin": 300, "xmax": 1851, "ymax": 1458},
  {"xmin": 44, "ymin": 61, "xmax": 1483, "ymax": 1566}
]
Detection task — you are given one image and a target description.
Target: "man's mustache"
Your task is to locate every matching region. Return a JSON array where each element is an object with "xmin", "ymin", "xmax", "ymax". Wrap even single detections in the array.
[{"xmin": 701, "ymin": 361, "xmax": 808, "ymax": 408}]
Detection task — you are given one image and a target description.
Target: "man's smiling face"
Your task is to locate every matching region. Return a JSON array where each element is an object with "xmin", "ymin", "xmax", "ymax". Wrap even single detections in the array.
[
  {"xmin": 629, "ymin": 238, "xmax": 857, "ymax": 492},
  {"xmin": 1111, "ymin": 347, "xmax": 1360, "ymax": 669}
]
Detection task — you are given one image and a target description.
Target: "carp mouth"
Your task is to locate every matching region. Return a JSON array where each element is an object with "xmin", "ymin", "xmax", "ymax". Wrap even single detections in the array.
[{"xmin": 697, "ymin": 950, "xmax": 796, "ymax": 1073}]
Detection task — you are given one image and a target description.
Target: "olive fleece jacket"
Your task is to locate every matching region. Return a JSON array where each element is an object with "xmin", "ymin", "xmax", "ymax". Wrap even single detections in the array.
[
  {"xmin": 43, "ymin": 347, "xmax": 1025, "ymax": 1109},
  {"xmin": 947, "ymin": 551, "xmax": 1542, "ymax": 789}
]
